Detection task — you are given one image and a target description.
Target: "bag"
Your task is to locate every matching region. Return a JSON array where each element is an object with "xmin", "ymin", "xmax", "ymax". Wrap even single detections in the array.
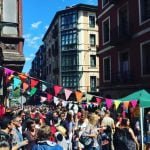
[{"xmin": 79, "ymin": 135, "xmax": 94, "ymax": 147}]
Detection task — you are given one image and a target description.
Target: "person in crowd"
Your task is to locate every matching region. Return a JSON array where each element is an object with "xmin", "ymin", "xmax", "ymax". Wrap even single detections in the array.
[
  {"xmin": 23, "ymin": 119, "xmax": 37, "ymax": 150},
  {"xmin": 12, "ymin": 115, "xmax": 28, "ymax": 149},
  {"xmin": 18, "ymin": 109, "xmax": 26, "ymax": 134},
  {"xmin": 0, "ymin": 116, "xmax": 14, "ymax": 149},
  {"xmin": 81, "ymin": 113, "xmax": 100, "ymax": 150},
  {"xmin": 101, "ymin": 110, "xmax": 115, "ymax": 150},
  {"xmin": 0, "ymin": 116, "xmax": 27, "ymax": 150},
  {"xmin": 31, "ymin": 125, "xmax": 63, "ymax": 150},
  {"xmin": 115, "ymin": 118, "xmax": 139, "ymax": 150},
  {"xmin": 34, "ymin": 117, "xmax": 41, "ymax": 129},
  {"xmin": 55, "ymin": 131, "xmax": 68, "ymax": 149}
]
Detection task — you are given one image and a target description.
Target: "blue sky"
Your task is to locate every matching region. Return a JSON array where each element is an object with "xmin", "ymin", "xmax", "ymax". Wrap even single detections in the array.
[{"xmin": 22, "ymin": 0, "xmax": 97, "ymax": 73}]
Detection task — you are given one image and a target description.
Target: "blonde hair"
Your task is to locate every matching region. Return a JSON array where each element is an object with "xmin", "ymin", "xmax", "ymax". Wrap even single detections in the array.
[
  {"xmin": 88, "ymin": 113, "xmax": 99, "ymax": 126},
  {"xmin": 37, "ymin": 125, "xmax": 51, "ymax": 141}
]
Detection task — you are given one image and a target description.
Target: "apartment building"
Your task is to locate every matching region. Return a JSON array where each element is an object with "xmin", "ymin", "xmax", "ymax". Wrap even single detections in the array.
[
  {"xmin": 30, "ymin": 45, "xmax": 46, "ymax": 81},
  {"xmin": 97, "ymin": 0, "xmax": 150, "ymax": 98},
  {"xmin": 41, "ymin": 4, "xmax": 99, "ymax": 93},
  {"xmin": 0, "ymin": 0, "xmax": 25, "ymax": 72}
]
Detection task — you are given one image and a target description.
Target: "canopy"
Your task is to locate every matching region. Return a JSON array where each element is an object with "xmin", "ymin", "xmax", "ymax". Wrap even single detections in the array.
[{"xmin": 119, "ymin": 89, "xmax": 150, "ymax": 108}]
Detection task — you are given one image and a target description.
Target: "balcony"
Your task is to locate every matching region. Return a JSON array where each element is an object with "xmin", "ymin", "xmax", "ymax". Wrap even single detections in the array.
[
  {"xmin": 109, "ymin": 0, "xmax": 120, "ymax": 4},
  {"xmin": 110, "ymin": 25, "xmax": 132, "ymax": 46},
  {"xmin": 111, "ymin": 71, "xmax": 134, "ymax": 84}
]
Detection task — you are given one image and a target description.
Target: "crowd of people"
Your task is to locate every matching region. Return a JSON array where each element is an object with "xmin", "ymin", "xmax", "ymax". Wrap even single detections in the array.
[{"xmin": 0, "ymin": 103, "xmax": 149, "ymax": 150}]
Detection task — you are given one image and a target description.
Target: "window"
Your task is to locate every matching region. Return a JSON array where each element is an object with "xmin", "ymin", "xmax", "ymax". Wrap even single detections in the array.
[
  {"xmin": 61, "ymin": 30, "xmax": 77, "ymax": 51},
  {"xmin": 89, "ymin": 16, "xmax": 95, "ymax": 28},
  {"xmin": 118, "ymin": 4, "xmax": 129, "ymax": 38},
  {"xmin": 140, "ymin": 0, "xmax": 150, "ymax": 22},
  {"xmin": 119, "ymin": 52, "xmax": 129, "ymax": 73},
  {"xmin": 49, "ymin": 64, "xmax": 51, "ymax": 74},
  {"xmin": 62, "ymin": 73, "xmax": 78, "ymax": 88},
  {"xmin": 90, "ymin": 76, "xmax": 96, "ymax": 92},
  {"xmin": 48, "ymin": 48, "xmax": 51, "ymax": 57},
  {"xmin": 141, "ymin": 42, "xmax": 150, "ymax": 76},
  {"xmin": 90, "ymin": 34, "xmax": 96, "ymax": 47},
  {"xmin": 61, "ymin": 11, "xmax": 77, "ymax": 30},
  {"xmin": 61, "ymin": 55, "xmax": 78, "ymax": 71},
  {"xmin": 102, "ymin": 0, "xmax": 109, "ymax": 8},
  {"xmin": 103, "ymin": 56, "xmax": 111, "ymax": 81},
  {"xmin": 102, "ymin": 17, "xmax": 110, "ymax": 44},
  {"xmin": 90, "ymin": 55, "xmax": 96, "ymax": 67}
]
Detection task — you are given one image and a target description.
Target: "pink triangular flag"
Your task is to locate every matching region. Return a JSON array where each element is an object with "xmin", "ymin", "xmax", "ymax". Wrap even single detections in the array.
[
  {"xmin": 105, "ymin": 98, "xmax": 113, "ymax": 109},
  {"xmin": 53, "ymin": 85, "xmax": 63, "ymax": 96},
  {"xmin": 131, "ymin": 100, "xmax": 137, "ymax": 108},
  {"xmin": 4, "ymin": 68, "xmax": 14, "ymax": 75},
  {"xmin": 64, "ymin": 89, "xmax": 72, "ymax": 100},
  {"xmin": 40, "ymin": 96, "xmax": 47, "ymax": 103},
  {"xmin": 96, "ymin": 97, "xmax": 102, "ymax": 104},
  {"xmin": 47, "ymin": 93, "xmax": 53, "ymax": 102}
]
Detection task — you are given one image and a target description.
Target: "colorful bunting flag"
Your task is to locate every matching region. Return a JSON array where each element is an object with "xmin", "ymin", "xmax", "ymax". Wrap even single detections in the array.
[
  {"xmin": 13, "ymin": 77, "xmax": 21, "ymax": 89},
  {"xmin": 53, "ymin": 97, "xmax": 59, "ymax": 105},
  {"xmin": 106, "ymin": 98, "xmax": 113, "ymax": 109},
  {"xmin": 31, "ymin": 79, "xmax": 39, "ymax": 88},
  {"xmin": 86, "ymin": 94, "xmax": 93, "ymax": 102},
  {"xmin": 42, "ymin": 83, "xmax": 47, "ymax": 92},
  {"xmin": 30, "ymin": 88, "xmax": 37, "ymax": 96},
  {"xmin": 40, "ymin": 96, "xmax": 47, "ymax": 103},
  {"xmin": 53, "ymin": 85, "xmax": 63, "ymax": 96},
  {"xmin": 114, "ymin": 100, "xmax": 121, "ymax": 110},
  {"xmin": 4, "ymin": 68, "xmax": 14, "ymax": 75},
  {"xmin": 123, "ymin": 101, "xmax": 130, "ymax": 110},
  {"xmin": 47, "ymin": 93, "xmax": 53, "ymax": 102},
  {"xmin": 96, "ymin": 97, "xmax": 102, "ymax": 104},
  {"xmin": 75, "ymin": 91, "xmax": 83, "ymax": 102},
  {"xmin": 18, "ymin": 74, "xmax": 28, "ymax": 82},
  {"xmin": 131, "ymin": 100, "xmax": 137, "ymax": 108},
  {"xmin": 23, "ymin": 82, "xmax": 29, "ymax": 92},
  {"xmin": 64, "ymin": 89, "xmax": 72, "ymax": 100}
]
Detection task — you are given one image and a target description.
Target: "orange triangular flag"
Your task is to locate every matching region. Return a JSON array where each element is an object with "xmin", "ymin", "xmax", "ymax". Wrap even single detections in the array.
[
  {"xmin": 75, "ymin": 91, "xmax": 83, "ymax": 102},
  {"xmin": 123, "ymin": 101, "xmax": 130, "ymax": 110},
  {"xmin": 30, "ymin": 79, "xmax": 39, "ymax": 88},
  {"xmin": 18, "ymin": 74, "xmax": 28, "ymax": 82},
  {"xmin": 23, "ymin": 82, "xmax": 29, "ymax": 92}
]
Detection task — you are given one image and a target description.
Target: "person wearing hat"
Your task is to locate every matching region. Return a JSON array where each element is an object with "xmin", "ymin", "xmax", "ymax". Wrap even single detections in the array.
[{"xmin": 55, "ymin": 131, "xmax": 68, "ymax": 149}]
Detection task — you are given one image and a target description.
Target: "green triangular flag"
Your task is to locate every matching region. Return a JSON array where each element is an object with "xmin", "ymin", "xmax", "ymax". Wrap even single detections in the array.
[{"xmin": 30, "ymin": 88, "xmax": 37, "ymax": 96}]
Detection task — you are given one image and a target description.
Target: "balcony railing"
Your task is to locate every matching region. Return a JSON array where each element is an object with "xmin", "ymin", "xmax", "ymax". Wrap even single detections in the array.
[
  {"xmin": 110, "ymin": 25, "xmax": 132, "ymax": 46},
  {"xmin": 111, "ymin": 71, "xmax": 134, "ymax": 84}
]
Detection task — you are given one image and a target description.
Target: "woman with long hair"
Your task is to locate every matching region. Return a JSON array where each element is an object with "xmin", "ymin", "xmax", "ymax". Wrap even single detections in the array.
[{"xmin": 114, "ymin": 118, "xmax": 139, "ymax": 150}]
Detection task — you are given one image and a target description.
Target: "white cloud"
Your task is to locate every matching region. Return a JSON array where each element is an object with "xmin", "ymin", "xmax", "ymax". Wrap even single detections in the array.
[
  {"xmin": 31, "ymin": 21, "xmax": 42, "ymax": 29},
  {"xmin": 23, "ymin": 34, "xmax": 42, "ymax": 49},
  {"xmin": 30, "ymin": 53, "xmax": 35, "ymax": 57},
  {"xmin": 45, "ymin": 25, "xmax": 49, "ymax": 30},
  {"xmin": 25, "ymin": 57, "xmax": 32, "ymax": 61}
]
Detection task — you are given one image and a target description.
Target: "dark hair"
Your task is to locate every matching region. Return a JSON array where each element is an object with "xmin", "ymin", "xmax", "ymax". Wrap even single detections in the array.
[
  {"xmin": 34, "ymin": 117, "xmax": 40, "ymax": 124},
  {"xmin": 55, "ymin": 133, "xmax": 63, "ymax": 141},
  {"xmin": 18, "ymin": 110, "xmax": 24, "ymax": 116},
  {"xmin": 121, "ymin": 118, "xmax": 129, "ymax": 126},
  {"xmin": 26, "ymin": 119, "xmax": 35, "ymax": 129},
  {"xmin": 0, "ymin": 117, "xmax": 12, "ymax": 129}
]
